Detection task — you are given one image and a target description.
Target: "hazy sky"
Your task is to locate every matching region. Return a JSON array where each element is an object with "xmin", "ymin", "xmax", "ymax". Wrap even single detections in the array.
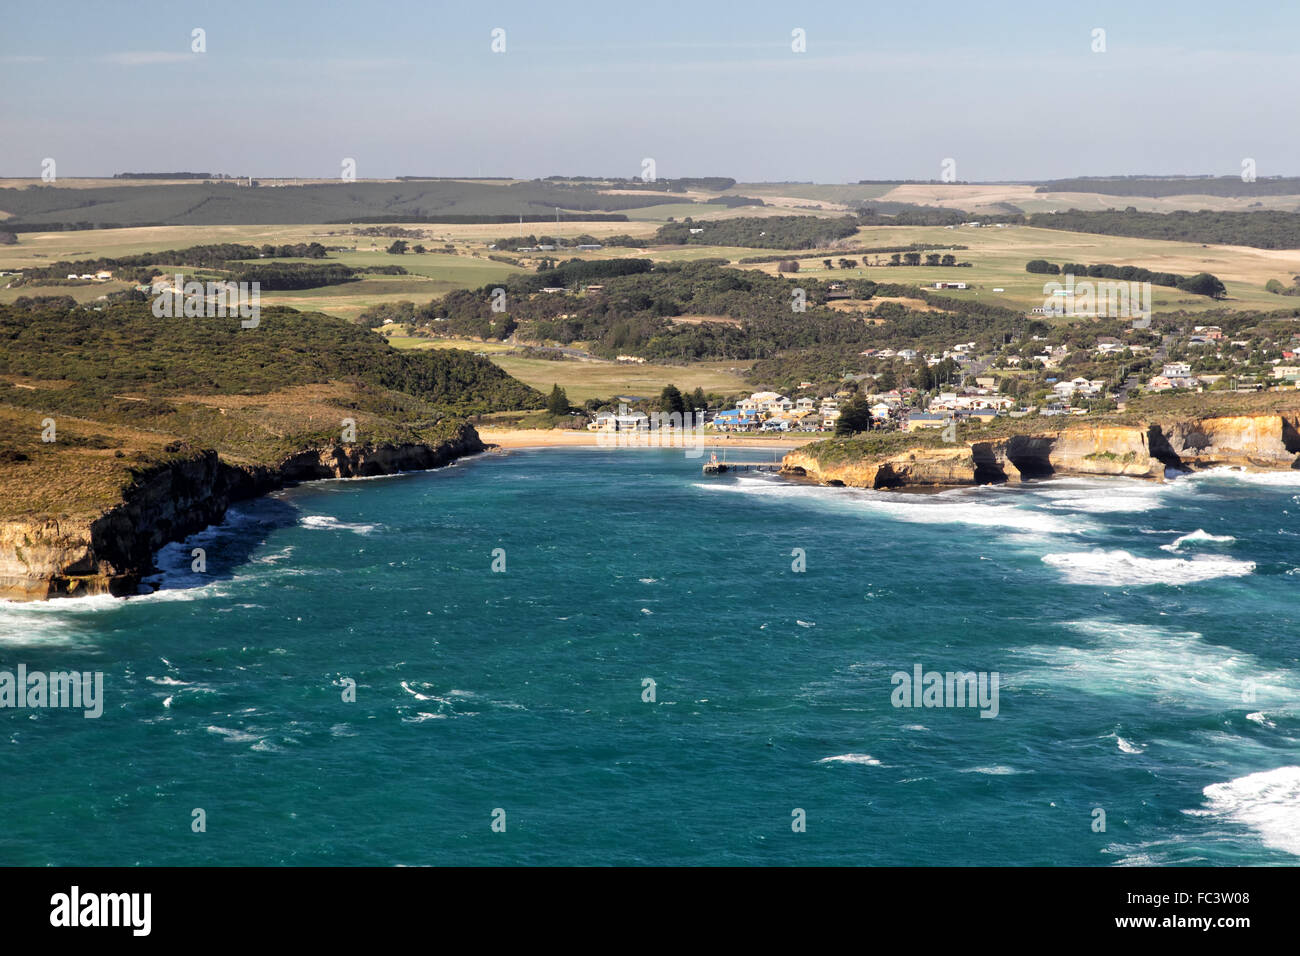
[{"xmin": 2, "ymin": 0, "xmax": 1296, "ymax": 182}]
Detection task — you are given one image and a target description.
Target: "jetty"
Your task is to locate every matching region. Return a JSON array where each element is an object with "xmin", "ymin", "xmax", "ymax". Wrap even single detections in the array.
[{"xmin": 702, "ymin": 452, "xmax": 783, "ymax": 475}]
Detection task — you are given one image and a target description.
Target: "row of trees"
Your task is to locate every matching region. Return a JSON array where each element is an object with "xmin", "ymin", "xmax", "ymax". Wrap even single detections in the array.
[{"xmin": 1025, "ymin": 259, "xmax": 1227, "ymax": 298}]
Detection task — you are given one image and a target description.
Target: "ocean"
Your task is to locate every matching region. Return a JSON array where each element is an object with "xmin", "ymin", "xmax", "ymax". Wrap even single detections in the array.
[{"xmin": 2, "ymin": 446, "xmax": 1298, "ymax": 866}]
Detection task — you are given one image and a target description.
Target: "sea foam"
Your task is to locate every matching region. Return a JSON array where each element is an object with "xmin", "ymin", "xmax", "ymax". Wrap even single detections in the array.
[
  {"xmin": 1041, "ymin": 548, "xmax": 1254, "ymax": 586},
  {"xmin": 1190, "ymin": 766, "xmax": 1300, "ymax": 857}
]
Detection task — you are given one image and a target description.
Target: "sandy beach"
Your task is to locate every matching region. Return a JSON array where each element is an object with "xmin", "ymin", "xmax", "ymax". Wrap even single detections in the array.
[{"xmin": 477, "ymin": 428, "xmax": 815, "ymax": 451}]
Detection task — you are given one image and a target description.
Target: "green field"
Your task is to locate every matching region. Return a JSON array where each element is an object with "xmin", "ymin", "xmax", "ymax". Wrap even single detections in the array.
[
  {"xmin": 727, "ymin": 224, "xmax": 1300, "ymax": 314},
  {"xmin": 384, "ymin": 336, "xmax": 750, "ymax": 401}
]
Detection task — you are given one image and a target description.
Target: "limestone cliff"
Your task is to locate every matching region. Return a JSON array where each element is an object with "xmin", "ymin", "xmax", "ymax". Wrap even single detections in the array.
[
  {"xmin": 0, "ymin": 425, "xmax": 484, "ymax": 602},
  {"xmin": 783, "ymin": 414, "xmax": 1300, "ymax": 490}
]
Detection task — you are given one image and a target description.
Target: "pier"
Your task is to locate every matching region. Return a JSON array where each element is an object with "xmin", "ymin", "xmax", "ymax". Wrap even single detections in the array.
[{"xmin": 702, "ymin": 454, "xmax": 783, "ymax": 475}]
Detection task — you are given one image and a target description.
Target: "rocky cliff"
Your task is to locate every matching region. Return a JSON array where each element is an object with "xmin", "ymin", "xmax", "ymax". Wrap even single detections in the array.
[
  {"xmin": 0, "ymin": 425, "xmax": 485, "ymax": 602},
  {"xmin": 782, "ymin": 414, "xmax": 1300, "ymax": 490}
]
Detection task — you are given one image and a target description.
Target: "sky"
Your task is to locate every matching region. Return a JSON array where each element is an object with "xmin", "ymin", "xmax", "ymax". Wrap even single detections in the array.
[{"xmin": 2, "ymin": 0, "xmax": 1296, "ymax": 183}]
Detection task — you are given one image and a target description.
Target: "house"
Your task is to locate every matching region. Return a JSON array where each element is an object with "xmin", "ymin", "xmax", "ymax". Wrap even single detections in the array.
[
  {"xmin": 576, "ymin": 244, "xmax": 602, "ymax": 251},
  {"xmin": 540, "ymin": 286, "xmax": 567, "ymax": 294},
  {"xmin": 795, "ymin": 397, "xmax": 817, "ymax": 413},
  {"xmin": 536, "ymin": 244, "xmax": 556, "ymax": 251},
  {"xmin": 748, "ymin": 391, "xmax": 792, "ymax": 414},
  {"xmin": 1272, "ymin": 365, "xmax": 1300, "ymax": 381},
  {"xmin": 688, "ymin": 228, "xmax": 704, "ymax": 235},
  {"xmin": 934, "ymin": 281, "xmax": 967, "ymax": 290},
  {"xmin": 1193, "ymin": 326, "xmax": 1224, "ymax": 341},
  {"xmin": 587, "ymin": 411, "xmax": 650, "ymax": 432},
  {"xmin": 870, "ymin": 402, "xmax": 893, "ymax": 420},
  {"xmin": 975, "ymin": 376, "xmax": 997, "ymax": 389},
  {"xmin": 1163, "ymin": 362, "xmax": 1192, "ymax": 378},
  {"xmin": 903, "ymin": 412, "xmax": 950, "ymax": 432},
  {"xmin": 712, "ymin": 409, "xmax": 761, "ymax": 431}
]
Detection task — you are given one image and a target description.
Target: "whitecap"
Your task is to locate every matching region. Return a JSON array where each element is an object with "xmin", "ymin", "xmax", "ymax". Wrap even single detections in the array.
[
  {"xmin": 1042, "ymin": 549, "xmax": 1254, "ymax": 586},
  {"xmin": 960, "ymin": 765, "xmax": 1024, "ymax": 775},
  {"xmin": 818, "ymin": 753, "xmax": 882, "ymax": 766},
  {"xmin": 694, "ymin": 476, "xmax": 1096, "ymax": 535},
  {"xmin": 299, "ymin": 515, "xmax": 377, "ymax": 534},
  {"xmin": 1013, "ymin": 620, "xmax": 1299, "ymax": 710},
  {"xmin": 1160, "ymin": 529, "xmax": 1236, "ymax": 553},
  {"xmin": 1188, "ymin": 766, "xmax": 1300, "ymax": 857}
]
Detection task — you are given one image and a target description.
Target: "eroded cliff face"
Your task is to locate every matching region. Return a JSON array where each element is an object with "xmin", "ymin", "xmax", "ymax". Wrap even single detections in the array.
[
  {"xmin": 783, "ymin": 414, "xmax": 1300, "ymax": 490},
  {"xmin": 0, "ymin": 426, "xmax": 485, "ymax": 602}
]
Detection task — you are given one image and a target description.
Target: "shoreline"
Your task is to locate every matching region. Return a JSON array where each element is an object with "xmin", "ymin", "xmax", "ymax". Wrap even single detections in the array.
[{"xmin": 477, "ymin": 427, "xmax": 814, "ymax": 451}]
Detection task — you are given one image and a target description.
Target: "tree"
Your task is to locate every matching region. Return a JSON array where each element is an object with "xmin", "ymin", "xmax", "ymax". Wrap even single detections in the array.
[
  {"xmin": 387, "ymin": 240, "xmax": 408, "ymax": 254},
  {"xmin": 546, "ymin": 384, "xmax": 571, "ymax": 416},
  {"xmin": 1176, "ymin": 272, "xmax": 1227, "ymax": 299},
  {"xmin": 910, "ymin": 358, "xmax": 934, "ymax": 391},
  {"xmin": 660, "ymin": 383, "xmax": 686, "ymax": 415},
  {"xmin": 925, "ymin": 253, "xmax": 941, "ymax": 266},
  {"xmin": 941, "ymin": 253, "xmax": 956, "ymax": 267},
  {"xmin": 835, "ymin": 398, "xmax": 874, "ymax": 435},
  {"xmin": 412, "ymin": 244, "xmax": 427, "ymax": 254},
  {"xmin": 690, "ymin": 386, "xmax": 708, "ymax": 411},
  {"xmin": 903, "ymin": 252, "xmax": 922, "ymax": 266},
  {"xmin": 1026, "ymin": 259, "xmax": 1060, "ymax": 274},
  {"xmin": 889, "ymin": 253, "xmax": 902, "ymax": 266},
  {"xmin": 823, "ymin": 259, "xmax": 833, "ymax": 269}
]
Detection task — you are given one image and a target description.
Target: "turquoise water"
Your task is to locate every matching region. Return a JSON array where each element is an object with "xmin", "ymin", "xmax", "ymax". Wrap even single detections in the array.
[{"xmin": 2, "ymin": 447, "xmax": 1298, "ymax": 866}]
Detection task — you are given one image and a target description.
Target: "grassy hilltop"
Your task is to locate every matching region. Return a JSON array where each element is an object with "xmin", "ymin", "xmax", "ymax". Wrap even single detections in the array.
[{"xmin": 0, "ymin": 301, "xmax": 542, "ymax": 520}]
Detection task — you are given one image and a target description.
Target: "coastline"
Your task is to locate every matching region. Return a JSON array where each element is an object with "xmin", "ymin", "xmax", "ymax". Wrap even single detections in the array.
[
  {"xmin": 0, "ymin": 427, "xmax": 486, "ymax": 603},
  {"xmin": 478, "ymin": 427, "xmax": 813, "ymax": 451}
]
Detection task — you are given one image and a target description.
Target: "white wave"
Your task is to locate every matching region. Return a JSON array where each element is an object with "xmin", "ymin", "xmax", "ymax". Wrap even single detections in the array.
[
  {"xmin": 638, "ymin": 578, "xmax": 660, "ymax": 584},
  {"xmin": 1036, "ymin": 479, "xmax": 1167, "ymax": 514},
  {"xmin": 796, "ymin": 620, "xmax": 815, "ymax": 628},
  {"xmin": 1182, "ymin": 466, "xmax": 1300, "ymax": 487},
  {"xmin": 818, "ymin": 753, "xmax": 882, "ymax": 766},
  {"xmin": 206, "ymin": 725, "xmax": 261, "ymax": 744},
  {"xmin": 146, "ymin": 676, "xmax": 189, "ymax": 686},
  {"xmin": 1116, "ymin": 736, "xmax": 1145, "ymax": 754},
  {"xmin": 299, "ymin": 515, "xmax": 377, "ymax": 534},
  {"xmin": 959, "ymin": 765, "xmax": 1025, "ymax": 775},
  {"xmin": 1189, "ymin": 766, "xmax": 1300, "ymax": 857},
  {"xmin": 696, "ymin": 476, "xmax": 1095, "ymax": 535},
  {"xmin": 162, "ymin": 696, "xmax": 173, "ymax": 708},
  {"xmin": 1042, "ymin": 549, "xmax": 1254, "ymax": 586},
  {"xmin": 1246, "ymin": 712, "xmax": 1277, "ymax": 728},
  {"xmin": 1160, "ymin": 529, "xmax": 1237, "ymax": 553},
  {"xmin": 1012, "ymin": 620, "xmax": 1299, "ymax": 710},
  {"xmin": 399, "ymin": 680, "xmax": 433, "ymax": 701},
  {"xmin": 254, "ymin": 546, "xmax": 295, "ymax": 565}
]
